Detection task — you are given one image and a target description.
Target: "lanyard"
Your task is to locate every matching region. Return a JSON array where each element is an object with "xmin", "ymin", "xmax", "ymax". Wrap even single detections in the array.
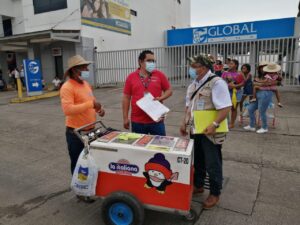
[{"xmin": 139, "ymin": 73, "xmax": 151, "ymax": 90}]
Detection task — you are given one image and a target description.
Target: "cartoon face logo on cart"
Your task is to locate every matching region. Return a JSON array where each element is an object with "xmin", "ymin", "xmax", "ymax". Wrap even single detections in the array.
[
  {"xmin": 143, "ymin": 153, "xmax": 179, "ymax": 194},
  {"xmin": 78, "ymin": 166, "xmax": 89, "ymax": 181},
  {"xmin": 28, "ymin": 61, "xmax": 39, "ymax": 74}
]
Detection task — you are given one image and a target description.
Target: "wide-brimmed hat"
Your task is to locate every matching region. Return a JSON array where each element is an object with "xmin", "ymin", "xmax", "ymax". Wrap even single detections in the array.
[
  {"xmin": 64, "ymin": 55, "xmax": 92, "ymax": 78},
  {"xmin": 263, "ymin": 63, "xmax": 281, "ymax": 73},
  {"xmin": 258, "ymin": 61, "xmax": 269, "ymax": 67}
]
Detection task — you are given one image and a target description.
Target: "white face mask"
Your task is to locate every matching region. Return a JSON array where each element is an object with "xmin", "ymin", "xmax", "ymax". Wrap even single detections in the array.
[
  {"xmin": 81, "ymin": 71, "xmax": 90, "ymax": 79},
  {"xmin": 145, "ymin": 62, "xmax": 156, "ymax": 73}
]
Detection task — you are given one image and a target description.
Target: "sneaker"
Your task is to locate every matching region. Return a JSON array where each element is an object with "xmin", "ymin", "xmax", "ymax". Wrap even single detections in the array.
[
  {"xmin": 250, "ymin": 98, "xmax": 257, "ymax": 103},
  {"xmin": 267, "ymin": 114, "xmax": 275, "ymax": 119},
  {"xmin": 256, "ymin": 128, "xmax": 268, "ymax": 134},
  {"xmin": 243, "ymin": 125, "xmax": 256, "ymax": 132}
]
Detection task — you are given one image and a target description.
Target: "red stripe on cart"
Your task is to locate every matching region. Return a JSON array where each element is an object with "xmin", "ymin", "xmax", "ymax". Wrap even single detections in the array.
[{"xmin": 96, "ymin": 172, "xmax": 193, "ymax": 211}]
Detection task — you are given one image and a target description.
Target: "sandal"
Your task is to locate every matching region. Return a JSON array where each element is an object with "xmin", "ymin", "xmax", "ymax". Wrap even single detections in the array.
[{"xmin": 277, "ymin": 103, "xmax": 283, "ymax": 108}]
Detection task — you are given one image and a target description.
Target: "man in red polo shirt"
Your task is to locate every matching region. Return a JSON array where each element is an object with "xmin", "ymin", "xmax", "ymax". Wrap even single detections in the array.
[{"xmin": 122, "ymin": 50, "xmax": 172, "ymax": 135}]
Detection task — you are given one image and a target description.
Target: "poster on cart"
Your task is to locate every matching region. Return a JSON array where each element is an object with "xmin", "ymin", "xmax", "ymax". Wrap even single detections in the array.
[{"xmin": 23, "ymin": 59, "xmax": 43, "ymax": 96}]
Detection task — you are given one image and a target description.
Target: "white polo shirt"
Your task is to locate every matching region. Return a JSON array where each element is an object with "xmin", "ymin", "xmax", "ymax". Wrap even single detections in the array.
[{"xmin": 185, "ymin": 70, "xmax": 232, "ymax": 110}]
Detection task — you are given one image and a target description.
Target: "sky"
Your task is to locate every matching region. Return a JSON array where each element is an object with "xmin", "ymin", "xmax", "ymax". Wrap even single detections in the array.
[{"xmin": 191, "ymin": 0, "xmax": 299, "ymax": 27}]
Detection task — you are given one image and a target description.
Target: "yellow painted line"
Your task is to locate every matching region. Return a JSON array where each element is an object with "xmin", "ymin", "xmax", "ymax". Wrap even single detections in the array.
[{"xmin": 10, "ymin": 91, "xmax": 59, "ymax": 103}]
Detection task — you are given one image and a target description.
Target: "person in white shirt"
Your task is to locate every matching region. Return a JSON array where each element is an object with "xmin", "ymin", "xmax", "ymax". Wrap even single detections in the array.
[
  {"xmin": 180, "ymin": 54, "xmax": 231, "ymax": 209},
  {"xmin": 52, "ymin": 76, "xmax": 62, "ymax": 90}
]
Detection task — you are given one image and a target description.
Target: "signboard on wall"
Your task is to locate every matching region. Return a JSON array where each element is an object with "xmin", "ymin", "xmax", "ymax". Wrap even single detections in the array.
[
  {"xmin": 167, "ymin": 17, "xmax": 296, "ymax": 46},
  {"xmin": 23, "ymin": 59, "xmax": 43, "ymax": 96},
  {"xmin": 81, "ymin": 0, "xmax": 131, "ymax": 35},
  {"xmin": 52, "ymin": 48, "xmax": 62, "ymax": 56}
]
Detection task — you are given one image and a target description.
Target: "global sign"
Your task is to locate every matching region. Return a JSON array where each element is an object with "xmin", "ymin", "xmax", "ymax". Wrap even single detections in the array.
[
  {"xmin": 167, "ymin": 17, "xmax": 295, "ymax": 46},
  {"xmin": 28, "ymin": 61, "xmax": 39, "ymax": 74},
  {"xmin": 23, "ymin": 59, "xmax": 43, "ymax": 96},
  {"xmin": 193, "ymin": 23, "xmax": 257, "ymax": 44}
]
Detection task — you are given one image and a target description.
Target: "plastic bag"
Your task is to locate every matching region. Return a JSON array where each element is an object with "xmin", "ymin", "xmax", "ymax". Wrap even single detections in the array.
[{"xmin": 71, "ymin": 148, "xmax": 98, "ymax": 197}]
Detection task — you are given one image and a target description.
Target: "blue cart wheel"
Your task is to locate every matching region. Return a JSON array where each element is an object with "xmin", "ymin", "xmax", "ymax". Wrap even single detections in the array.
[
  {"xmin": 109, "ymin": 202, "xmax": 133, "ymax": 225},
  {"xmin": 102, "ymin": 191, "xmax": 144, "ymax": 225}
]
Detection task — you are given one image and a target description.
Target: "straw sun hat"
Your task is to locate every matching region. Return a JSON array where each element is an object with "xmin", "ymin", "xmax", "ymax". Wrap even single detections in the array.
[
  {"xmin": 258, "ymin": 61, "xmax": 269, "ymax": 67},
  {"xmin": 263, "ymin": 63, "xmax": 281, "ymax": 73},
  {"xmin": 64, "ymin": 55, "xmax": 92, "ymax": 78}
]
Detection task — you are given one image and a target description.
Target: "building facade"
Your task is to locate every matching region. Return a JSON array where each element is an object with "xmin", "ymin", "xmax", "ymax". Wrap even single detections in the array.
[{"xmin": 0, "ymin": 0, "xmax": 191, "ymax": 85}]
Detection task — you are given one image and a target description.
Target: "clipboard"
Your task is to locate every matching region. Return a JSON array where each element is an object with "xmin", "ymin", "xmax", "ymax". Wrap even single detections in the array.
[{"xmin": 193, "ymin": 110, "xmax": 229, "ymax": 134}]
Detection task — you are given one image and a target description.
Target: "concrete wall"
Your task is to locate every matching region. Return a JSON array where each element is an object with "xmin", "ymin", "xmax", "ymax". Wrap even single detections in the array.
[
  {"xmin": 74, "ymin": 37, "xmax": 96, "ymax": 85},
  {"xmin": 81, "ymin": 0, "xmax": 191, "ymax": 51},
  {"xmin": 39, "ymin": 41, "xmax": 76, "ymax": 84},
  {"xmin": 9, "ymin": 0, "xmax": 81, "ymax": 35}
]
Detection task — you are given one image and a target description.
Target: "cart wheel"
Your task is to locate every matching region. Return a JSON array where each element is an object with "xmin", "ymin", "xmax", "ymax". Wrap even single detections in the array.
[
  {"xmin": 183, "ymin": 209, "xmax": 197, "ymax": 222},
  {"xmin": 102, "ymin": 191, "xmax": 144, "ymax": 225}
]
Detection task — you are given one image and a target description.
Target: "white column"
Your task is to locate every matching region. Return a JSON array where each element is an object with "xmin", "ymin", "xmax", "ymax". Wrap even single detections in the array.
[{"xmin": 0, "ymin": 16, "xmax": 4, "ymax": 38}]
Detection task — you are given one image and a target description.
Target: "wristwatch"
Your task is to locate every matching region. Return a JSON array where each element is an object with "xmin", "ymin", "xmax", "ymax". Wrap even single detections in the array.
[{"xmin": 212, "ymin": 121, "xmax": 220, "ymax": 128}]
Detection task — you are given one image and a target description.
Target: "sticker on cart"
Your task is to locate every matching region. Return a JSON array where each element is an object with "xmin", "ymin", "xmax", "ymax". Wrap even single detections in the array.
[
  {"xmin": 109, "ymin": 159, "xmax": 139, "ymax": 176},
  {"xmin": 134, "ymin": 135, "xmax": 153, "ymax": 147},
  {"xmin": 143, "ymin": 153, "xmax": 179, "ymax": 194},
  {"xmin": 113, "ymin": 132, "xmax": 143, "ymax": 145},
  {"xmin": 174, "ymin": 139, "xmax": 189, "ymax": 152},
  {"xmin": 147, "ymin": 136, "xmax": 176, "ymax": 151},
  {"xmin": 97, "ymin": 131, "xmax": 120, "ymax": 143}
]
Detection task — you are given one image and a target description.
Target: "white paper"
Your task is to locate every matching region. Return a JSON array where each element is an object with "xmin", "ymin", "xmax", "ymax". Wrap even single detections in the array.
[{"xmin": 136, "ymin": 93, "xmax": 170, "ymax": 122}]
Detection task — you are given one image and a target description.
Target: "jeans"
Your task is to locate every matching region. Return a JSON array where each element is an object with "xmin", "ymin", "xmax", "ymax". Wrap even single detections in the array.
[
  {"xmin": 131, "ymin": 121, "xmax": 166, "ymax": 136},
  {"xmin": 66, "ymin": 129, "xmax": 84, "ymax": 175},
  {"xmin": 193, "ymin": 134, "xmax": 223, "ymax": 196},
  {"xmin": 248, "ymin": 90, "xmax": 273, "ymax": 129}
]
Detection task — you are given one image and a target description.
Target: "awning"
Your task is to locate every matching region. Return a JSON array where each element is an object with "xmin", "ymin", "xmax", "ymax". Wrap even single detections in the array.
[{"xmin": 0, "ymin": 29, "xmax": 81, "ymax": 52}]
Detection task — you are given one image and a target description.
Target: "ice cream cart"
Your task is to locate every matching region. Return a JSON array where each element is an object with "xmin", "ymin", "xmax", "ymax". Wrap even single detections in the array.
[{"xmin": 74, "ymin": 121, "xmax": 195, "ymax": 225}]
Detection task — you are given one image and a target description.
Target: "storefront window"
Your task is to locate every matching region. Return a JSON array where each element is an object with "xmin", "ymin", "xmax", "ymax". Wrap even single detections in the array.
[{"xmin": 33, "ymin": 0, "xmax": 67, "ymax": 14}]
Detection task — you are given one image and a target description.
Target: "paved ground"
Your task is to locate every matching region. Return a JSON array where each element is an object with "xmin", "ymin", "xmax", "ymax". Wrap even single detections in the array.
[{"xmin": 0, "ymin": 86, "xmax": 299, "ymax": 225}]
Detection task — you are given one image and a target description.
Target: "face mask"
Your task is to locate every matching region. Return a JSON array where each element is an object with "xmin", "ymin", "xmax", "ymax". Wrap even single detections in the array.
[
  {"xmin": 81, "ymin": 71, "xmax": 90, "ymax": 79},
  {"xmin": 146, "ymin": 62, "xmax": 156, "ymax": 73},
  {"xmin": 189, "ymin": 67, "xmax": 197, "ymax": 79}
]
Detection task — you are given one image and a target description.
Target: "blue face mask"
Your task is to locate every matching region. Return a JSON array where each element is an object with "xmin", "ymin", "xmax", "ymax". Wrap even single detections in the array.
[
  {"xmin": 146, "ymin": 62, "xmax": 156, "ymax": 73},
  {"xmin": 81, "ymin": 71, "xmax": 90, "ymax": 79},
  {"xmin": 189, "ymin": 67, "xmax": 197, "ymax": 79}
]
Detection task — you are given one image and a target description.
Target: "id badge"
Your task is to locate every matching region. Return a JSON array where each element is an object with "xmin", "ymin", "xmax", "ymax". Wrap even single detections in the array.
[{"xmin": 196, "ymin": 99, "xmax": 205, "ymax": 110}]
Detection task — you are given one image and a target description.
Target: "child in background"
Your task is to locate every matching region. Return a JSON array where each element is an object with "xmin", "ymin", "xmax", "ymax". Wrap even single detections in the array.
[
  {"xmin": 250, "ymin": 63, "xmax": 283, "ymax": 107},
  {"xmin": 240, "ymin": 64, "xmax": 253, "ymax": 113},
  {"xmin": 52, "ymin": 76, "xmax": 62, "ymax": 90}
]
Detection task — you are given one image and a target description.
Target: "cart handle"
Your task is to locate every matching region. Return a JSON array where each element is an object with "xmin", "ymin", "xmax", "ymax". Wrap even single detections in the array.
[{"xmin": 74, "ymin": 120, "xmax": 107, "ymax": 143}]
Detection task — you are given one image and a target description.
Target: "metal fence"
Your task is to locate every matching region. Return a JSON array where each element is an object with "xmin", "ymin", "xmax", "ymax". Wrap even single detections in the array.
[{"xmin": 95, "ymin": 37, "xmax": 300, "ymax": 87}]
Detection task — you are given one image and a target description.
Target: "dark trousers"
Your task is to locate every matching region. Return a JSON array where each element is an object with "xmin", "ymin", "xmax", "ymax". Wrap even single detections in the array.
[
  {"xmin": 131, "ymin": 121, "xmax": 166, "ymax": 136},
  {"xmin": 66, "ymin": 129, "xmax": 84, "ymax": 175},
  {"xmin": 193, "ymin": 134, "xmax": 223, "ymax": 196}
]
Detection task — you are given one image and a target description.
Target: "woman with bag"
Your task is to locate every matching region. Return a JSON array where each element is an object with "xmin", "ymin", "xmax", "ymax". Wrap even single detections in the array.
[{"xmin": 180, "ymin": 54, "xmax": 231, "ymax": 209}]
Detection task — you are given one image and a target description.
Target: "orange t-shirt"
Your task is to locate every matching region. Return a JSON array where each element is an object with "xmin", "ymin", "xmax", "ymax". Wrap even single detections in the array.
[{"xmin": 60, "ymin": 79, "xmax": 96, "ymax": 128}]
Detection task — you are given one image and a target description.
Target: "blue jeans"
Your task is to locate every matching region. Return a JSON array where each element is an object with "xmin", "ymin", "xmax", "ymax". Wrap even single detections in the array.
[
  {"xmin": 66, "ymin": 129, "xmax": 84, "ymax": 175},
  {"xmin": 248, "ymin": 90, "xmax": 273, "ymax": 129},
  {"xmin": 192, "ymin": 134, "xmax": 223, "ymax": 196},
  {"xmin": 131, "ymin": 121, "xmax": 166, "ymax": 136}
]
